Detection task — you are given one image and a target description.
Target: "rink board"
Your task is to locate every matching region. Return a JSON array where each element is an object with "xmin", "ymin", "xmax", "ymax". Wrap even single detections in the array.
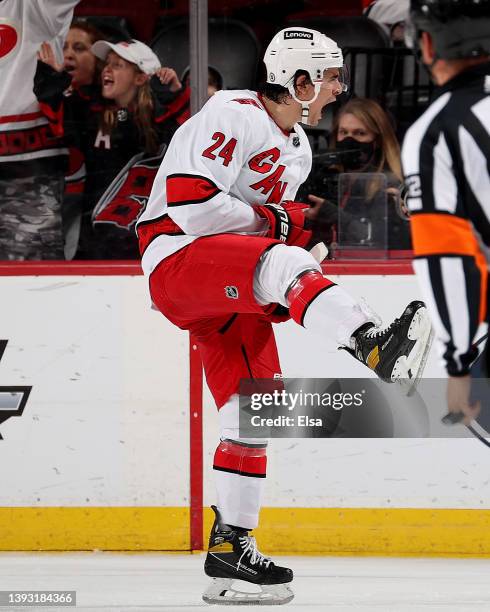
[{"xmin": 0, "ymin": 263, "xmax": 489, "ymax": 553}]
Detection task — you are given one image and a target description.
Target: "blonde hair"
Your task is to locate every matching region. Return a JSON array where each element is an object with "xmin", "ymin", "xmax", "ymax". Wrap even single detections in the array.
[
  {"xmin": 100, "ymin": 67, "xmax": 158, "ymax": 154},
  {"xmin": 331, "ymin": 97, "xmax": 402, "ymax": 183}
]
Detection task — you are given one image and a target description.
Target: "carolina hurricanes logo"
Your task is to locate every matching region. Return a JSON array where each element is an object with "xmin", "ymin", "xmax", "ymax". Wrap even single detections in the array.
[{"xmin": 0, "ymin": 22, "xmax": 19, "ymax": 61}]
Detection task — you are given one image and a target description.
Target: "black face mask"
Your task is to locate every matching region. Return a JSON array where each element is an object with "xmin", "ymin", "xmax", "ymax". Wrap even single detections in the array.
[{"xmin": 335, "ymin": 137, "xmax": 377, "ymax": 170}]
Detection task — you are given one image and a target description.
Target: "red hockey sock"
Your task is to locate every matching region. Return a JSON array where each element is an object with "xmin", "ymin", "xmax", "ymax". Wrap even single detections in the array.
[
  {"xmin": 286, "ymin": 270, "xmax": 336, "ymax": 327},
  {"xmin": 213, "ymin": 439, "xmax": 267, "ymax": 478}
]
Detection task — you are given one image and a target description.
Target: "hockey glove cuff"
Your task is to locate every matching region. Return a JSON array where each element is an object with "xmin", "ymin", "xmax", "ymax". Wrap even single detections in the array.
[
  {"xmin": 255, "ymin": 202, "xmax": 312, "ymax": 248},
  {"xmin": 267, "ymin": 304, "xmax": 291, "ymax": 324}
]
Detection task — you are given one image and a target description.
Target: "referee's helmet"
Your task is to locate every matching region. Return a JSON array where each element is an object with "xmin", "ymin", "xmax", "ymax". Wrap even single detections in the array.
[{"xmin": 406, "ymin": 0, "xmax": 490, "ymax": 60}]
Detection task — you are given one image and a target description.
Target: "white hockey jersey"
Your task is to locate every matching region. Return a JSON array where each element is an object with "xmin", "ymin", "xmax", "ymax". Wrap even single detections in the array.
[
  {"xmin": 0, "ymin": 0, "xmax": 78, "ymax": 165},
  {"xmin": 137, "ymin": 89, "xmax": 312, "ymax": 275}
]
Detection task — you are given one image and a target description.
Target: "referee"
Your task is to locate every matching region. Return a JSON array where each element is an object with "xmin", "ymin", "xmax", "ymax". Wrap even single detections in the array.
[{"xmin": 402, "ymin": 0, "xmax": 490, "ymax": 425}]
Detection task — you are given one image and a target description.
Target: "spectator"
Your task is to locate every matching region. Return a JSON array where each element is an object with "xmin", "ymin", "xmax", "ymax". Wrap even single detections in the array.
[
  {"xmin": 61, "ymin": 20, "xmax": 105, "ymax": 89},
  {"xmin": 364, "ymin": 0, "xmax": 410, "ymax": 45},
  {"xmin": 304, "ymin": 97, "xmax": 411, "ymax": 252},
  {"xmin": 0, "ymin": 0, "xmax": 79, "ymax": 261},
  {"xmin": 35, "ymin": 39, "xmax": 190, "ymax": 259},
  {"xmin": 181, "ymin": 65, "xmax": 224, "ymax": 98},
  {"xmin": 37, "ymin": 19, "xmax": 105, "ymax": 259}
]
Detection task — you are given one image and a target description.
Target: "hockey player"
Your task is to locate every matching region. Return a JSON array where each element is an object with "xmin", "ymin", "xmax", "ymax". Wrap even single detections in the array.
[
  {"xmin": 137, "ymin": 27, "xmax": 432, "ymax": 605},
  {"xmin": 402, "ymin": 0, "xmax": 490, "ymax": 425}
]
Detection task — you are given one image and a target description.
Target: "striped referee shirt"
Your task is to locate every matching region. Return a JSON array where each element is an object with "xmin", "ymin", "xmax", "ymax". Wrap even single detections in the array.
[{"xmin": 402, "ymin": 61, "xmax": 490, "ymax": 376}]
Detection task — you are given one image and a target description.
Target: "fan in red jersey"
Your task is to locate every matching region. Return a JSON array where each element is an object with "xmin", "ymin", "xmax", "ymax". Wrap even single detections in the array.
[{"xmin": 0, "ymin": 0, "xmax": 80, "ymax": 260}]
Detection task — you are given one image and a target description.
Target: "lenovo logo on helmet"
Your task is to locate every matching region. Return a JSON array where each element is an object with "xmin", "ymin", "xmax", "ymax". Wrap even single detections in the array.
[{"xmin": 284, "ymin": 31, "xmax": 313, "ymax": 40}]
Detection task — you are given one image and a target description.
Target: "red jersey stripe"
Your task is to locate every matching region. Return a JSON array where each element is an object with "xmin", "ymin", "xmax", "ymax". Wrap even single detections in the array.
[{"xmin": 0, "ymin": 111, "xmax": 44, "ymax": 124}]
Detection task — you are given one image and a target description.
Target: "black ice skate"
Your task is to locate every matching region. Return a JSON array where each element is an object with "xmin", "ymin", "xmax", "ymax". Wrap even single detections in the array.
[
  {"xmin": 343, "ymin": 300, "xmax": 433, "ymax": 395},
  {"xmin": 203, "ymin": 505, "xmax": 294, "ymax": 605}
]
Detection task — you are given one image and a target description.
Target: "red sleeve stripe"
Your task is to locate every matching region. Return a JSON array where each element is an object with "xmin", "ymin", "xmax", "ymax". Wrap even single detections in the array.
[
  {"xmin": 213, "ymin": 439, "xmax": 267, "ymax": 478},
  {"xmin": 177, "ymin": 108, "xmax": 190, "ymax": 125},
  {"xmin": 167, "ymin": 173, "xmax": 220, "ymax": 207},
  {"xmin": 137, "ymin": 213, "xmax": 185, "ymax": 255},
  {"xmin": 65, "ymin": 182, "xmax": 84, "ymax": 194},
  {"xmin": 155, "ymin": 86, "xmax": 191, "ymax": 124},
  {"xmin": 39, "ymin": 101, "xmax": 64, "ymax": 138}
]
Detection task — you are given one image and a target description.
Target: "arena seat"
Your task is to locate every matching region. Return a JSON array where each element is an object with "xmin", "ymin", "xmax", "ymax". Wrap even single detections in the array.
[
  {"xmin": 285, "ymin": 16, "xmax": 390, "ymax": 99},
  {"xmin": 75, "ymin": 16, "xmax": 133, "ymax": 42},
  {"xmin": 156, "ymin": 0, "xmax": 255, "ymax": 17},
  {"xmin": 287, "ymin": 0, "xmax": 364, "ymax": 18},
  {"xmin": 380, "ymin": 48, "xmax": 433, "ymax": 139},
  {"xmin": 282, "ymin": 16, "xmax": 389, "ymax": 149},
  {"xmin": 151, "ymin": 18, "xmax": 260, "ymax": 90},
  {"xmin": 75, "ymin": 0, "xmax": 159, "ymax": 41}
]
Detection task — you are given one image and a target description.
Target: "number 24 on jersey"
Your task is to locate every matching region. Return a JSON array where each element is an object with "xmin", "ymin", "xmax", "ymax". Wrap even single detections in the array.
[{"xmin": 202, "ymin": 132, "xmax": 237, "ymax": 167}]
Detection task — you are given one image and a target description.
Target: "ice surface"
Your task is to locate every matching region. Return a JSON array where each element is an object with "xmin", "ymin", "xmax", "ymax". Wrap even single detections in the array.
[{"xmin": 0, "ymin": 552, "xmax": 489, "ymax": 611}]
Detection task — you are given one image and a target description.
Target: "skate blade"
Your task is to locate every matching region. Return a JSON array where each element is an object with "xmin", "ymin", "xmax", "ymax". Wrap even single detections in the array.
[
  {"xmin": 203, "ymin": 578, "xmax": 294, "ymax": 606},
  {"xmin": 392, "ymin": 306, "xmax": 433, "ymax": 396}
]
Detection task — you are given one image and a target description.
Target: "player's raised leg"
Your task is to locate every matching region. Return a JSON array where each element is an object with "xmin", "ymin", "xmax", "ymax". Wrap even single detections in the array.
[{"xmin": 255, "ymin": 243, "xmax": 432, "ymax": 393}]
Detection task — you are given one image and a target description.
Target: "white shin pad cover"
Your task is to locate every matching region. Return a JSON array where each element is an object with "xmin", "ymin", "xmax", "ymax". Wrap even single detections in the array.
[
  {"xmin": 214, "ymin": 395, "xmax": 268, "ymax": 529},
  {"xmin": 253, "ymin": 244, "xmax": 321, "ymax": 307}
]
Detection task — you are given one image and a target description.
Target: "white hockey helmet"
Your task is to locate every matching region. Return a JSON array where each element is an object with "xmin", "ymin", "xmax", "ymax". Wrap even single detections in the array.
[{"xmin": 264, "ymin": 27, "xmax": 347, "ymax": 124}]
